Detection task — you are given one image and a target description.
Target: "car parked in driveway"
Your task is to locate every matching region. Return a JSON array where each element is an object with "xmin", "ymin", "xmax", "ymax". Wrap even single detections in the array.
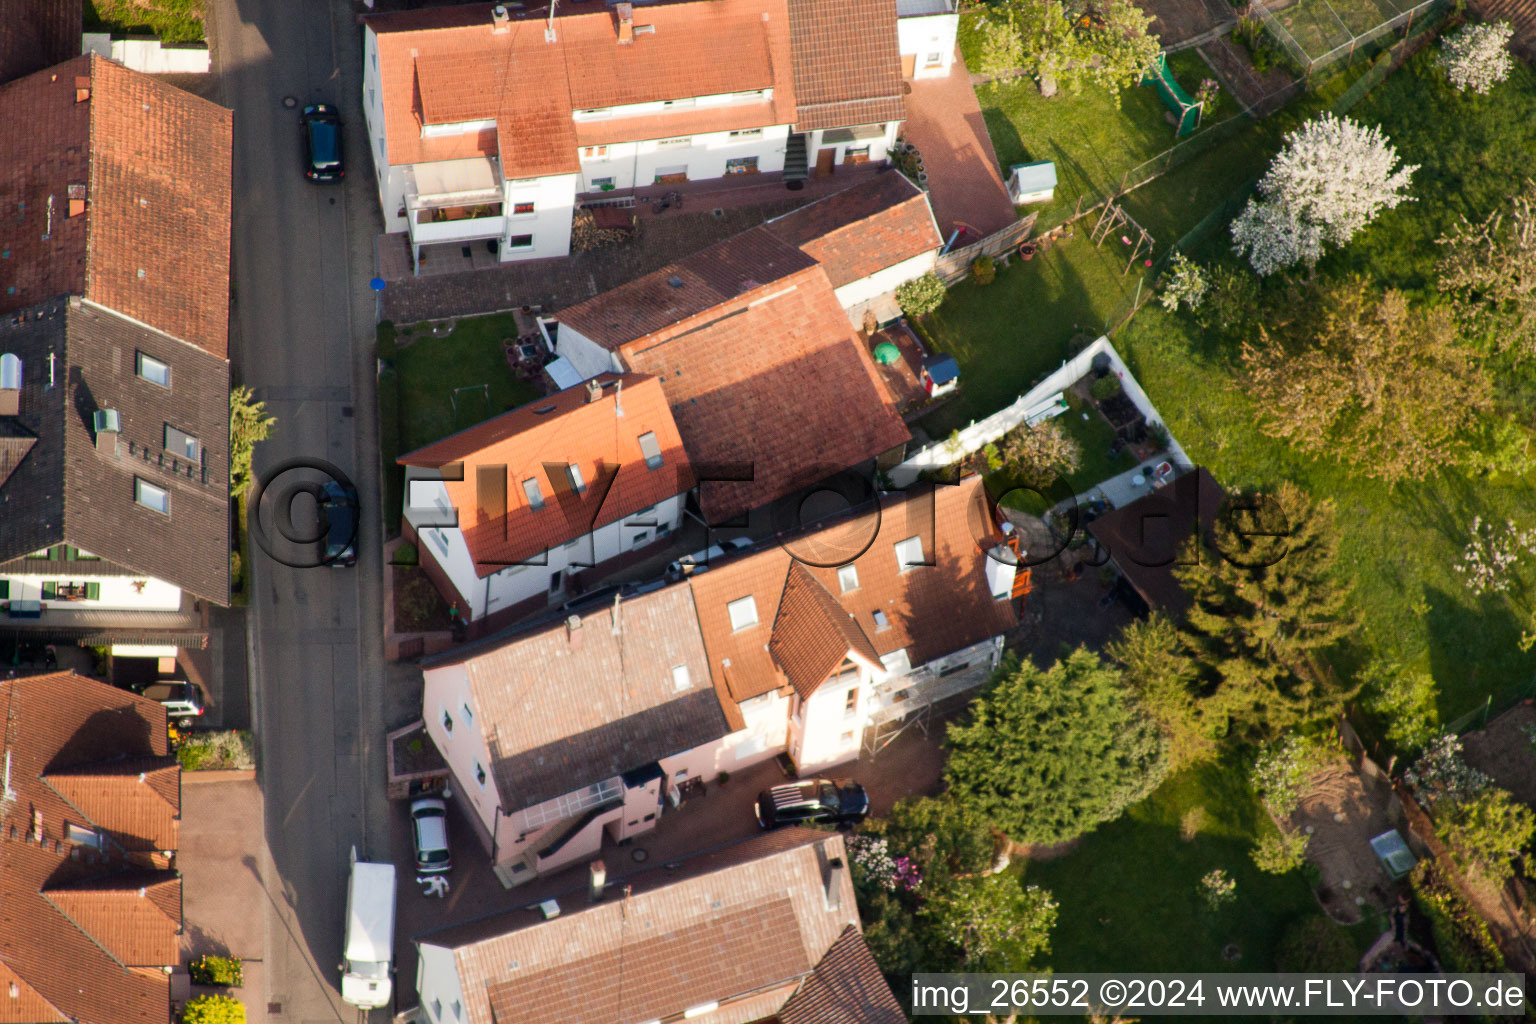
[
  {"xmin": 301, "ymin": 104, "xmax": 344, "ymax": 182},
  {"xmin": 138, "ymin": 680, "xmax": 205, "ymax": 718},
  {"xmin": 667, "ymin": 536, "xmax": 752, "ymax": 578},
  {"xmin": 755, "ymin": 778, "xmax": 869, "ymax": 830},
  {"xmin": 409, "ymin": 797, "xmax": 451, "ymax": 874}
]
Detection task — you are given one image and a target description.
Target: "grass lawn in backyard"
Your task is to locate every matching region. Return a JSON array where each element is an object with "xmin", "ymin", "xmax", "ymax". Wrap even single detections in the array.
[
  {"xmin": 984, "ymin": 391, "xmax": 1139, "ymax": 511},
  {"xmin": 1114, "ymin": 49, "xmax": 1536, "ymax": 723},
  {"xmin": 84, "ymin": 0, "xmax": 204, "ymax": 42},
  {"xmin": 1027, "ymin": 757, "xmax": 1375, "ymax": 977},
  {"xmin": 915, "ymin": 234, "xmax": 1139, "ymax": 436},
  {"xmin": 377, "ymin": 314, "xmax": 541, "ymax": 536}
]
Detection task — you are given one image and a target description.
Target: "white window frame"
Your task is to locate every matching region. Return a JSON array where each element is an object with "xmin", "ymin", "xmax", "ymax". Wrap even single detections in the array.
[
  {"xmin": 134, "ymin": 477, "xmax": 169, "ymax": 514},
  {"xmin": 164, "ymin": 424, "xmax": 200, "ymax": 461},
  {"xmin": 672, "ymin": 665, "xmax": 691, "ymax": 691},
  {"xmin": 511, "ymin": 200, "xmax": 536, "ymax": 217},
  {"xmin": 523, "ymin": 478, "xmax": 545, "ymax": 509},
  {"xmin": 894, "ymin": 535, "xmax": 925, "ymax": 572},
  {"xmin": 837, "ymin": 565, "xmax": 859, "ymax": 593},
  {"xmin": 589, "ymin": 175, "xmax": 616, "ymax": 190},
  {"xmin": 727, "ymin": 596, "xmax": 758, "ymax": 632},
  {"xmin": 728, "ymin": 128, "xmax": 764, "ymax": 139},
  {"xmin": 136, "ymin": 351, "xmax": 170, "ymax": 388},
  {"xmin": 508, "ymin": 233, "xmax": 534, "ymax": 249},
  {"xmin": 655, "ymin": 136, "xmax": 693, "ymax": 148}
]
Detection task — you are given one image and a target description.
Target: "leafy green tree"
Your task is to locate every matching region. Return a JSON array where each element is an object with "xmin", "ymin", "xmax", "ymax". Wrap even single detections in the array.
[
  {"xmin": 972, "ymin": 0, "xmax": 1160, "ymax": 100},
  {"xmin": 896, "ymin": 272, "xmax": 947, "ymax": 317},
  {"xmin": 920, "ymin": 874, "xmax": 1058, "ymax": 970},
  {"xmin": 183, "ymin": 995, "xmax": 246, "ymax": 1024},
  {"xmin": 1175, "ymin": 483, "xmax": 1358, "ymax": 739},
  {"xmin": 944, "ymin": 650, "xmax": 1167, "ymax": 845},
  {"xmin": 1107, "ymin": 614, "xmax": 1219, "ymax": 769},
  {"xmin": 1439, "ymin": 787, "xmax": 1536, "ymax": 880},
  {"xmin": 1241, "ymin": 282, "xmax": 1494, "ymax": 486},
  {"xmin": 995, "ymin": 419, "xmax": 1082, "ymax": 489},
  {"xmin": 229, "ymin": 385, "xmax": 276, "ymax": 498},
  {"xmin": 1358, "ymin": 660, "xmax": 1439, "ymax": 753}
]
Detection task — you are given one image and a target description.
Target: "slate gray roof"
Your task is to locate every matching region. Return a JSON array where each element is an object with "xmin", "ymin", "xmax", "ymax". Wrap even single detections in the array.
[
  {"xmin": 426, "ymin": 584, "xmax": 729, "ymax": 812},
  {"xmin": 0, "ymin": 298, "xmax": 231, "ymax": 603}
]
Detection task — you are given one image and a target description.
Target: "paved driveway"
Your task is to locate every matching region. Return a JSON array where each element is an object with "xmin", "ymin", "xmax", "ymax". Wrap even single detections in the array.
[
  {"xmin": 200, "ymin": 0, "xmax": 390, "ymax": 1019},
  {"xmin": 179, "ymin": 777, "xmax": 268, "ymax": 1016},
  {"xmin": 903, "ymin": 54, "xmax": 1018, "ymax": 239}
]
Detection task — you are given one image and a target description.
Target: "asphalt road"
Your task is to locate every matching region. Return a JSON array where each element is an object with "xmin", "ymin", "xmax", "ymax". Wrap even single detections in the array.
[{"xmin": 204, "ymin": 0, "xmax": 390, "ymax": 1020}]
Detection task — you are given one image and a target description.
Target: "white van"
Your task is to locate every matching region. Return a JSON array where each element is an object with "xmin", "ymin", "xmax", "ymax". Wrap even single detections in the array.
[{"xmin": 341, "ymin": 849, "xmax": 396, "ymax": 1008}]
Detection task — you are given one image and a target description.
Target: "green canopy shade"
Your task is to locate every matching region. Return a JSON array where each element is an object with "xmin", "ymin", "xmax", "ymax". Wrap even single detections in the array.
[{"xmin": 873, "ymin": 342, "xmax": 901, "ymax": 365}]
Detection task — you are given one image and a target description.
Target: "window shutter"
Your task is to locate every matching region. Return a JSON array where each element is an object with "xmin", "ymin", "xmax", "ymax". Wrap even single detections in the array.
[
  {"xmin": 42, "ymin": 582, "xmax": 56, "ymax": 600},
  {"xmin": 85, "ymin": 582, "xmax": 101, "ymax": 600},
  {"xmin": 0, "ymin": 580, "xmax": 9, "ymax": 599}
]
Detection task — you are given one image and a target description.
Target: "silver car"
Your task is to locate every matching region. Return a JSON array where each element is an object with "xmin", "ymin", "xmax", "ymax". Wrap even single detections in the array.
[{"xmin": 410, "ymin": 797, "xmax": 451, "ymax": 874}]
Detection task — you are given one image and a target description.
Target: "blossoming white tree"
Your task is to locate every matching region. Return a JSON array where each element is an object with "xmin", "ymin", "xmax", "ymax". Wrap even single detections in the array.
[
  {"xmin": 1438, "ymin": 21, "xmax": 1515, "ymax": 94},
  {"xmin": 1231, "ymin": 113, "xmax": 1417, "ymax": 275}
]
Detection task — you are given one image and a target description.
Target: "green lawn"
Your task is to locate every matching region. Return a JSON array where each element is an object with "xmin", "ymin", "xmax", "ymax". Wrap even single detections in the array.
[
  {"xmin": 985, "ymin": 391, "xmax": 1139, "ymax": 511},
  {"xmin": 84, "ymin": 0, "xmax": 204, "ymax": 42},
  {"xmin": 916, "ymin": 234, "xmax": 1140, "ymax": 436},
  {"xmin": 1114, "ymin": 50, "xmax": 1536, "ymax": 722},
  {"xmin": 377, "ymin": 314, "xmax": 541, "ymax": 537},
  {"xmin": 1027, "ymin": 757, "xmax": 1373, "ymax": 977}
]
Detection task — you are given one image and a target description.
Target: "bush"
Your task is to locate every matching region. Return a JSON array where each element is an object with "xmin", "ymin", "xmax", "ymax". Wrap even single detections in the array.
[
  {"xmin": 176, "ymin": 731, "xmax": 256, "ymax": 772},
  {"xmin": 178, "ymin": 743, "xmax": 211, "ymax": 772},
  {"xmin": 1089, "ymin": 374, "xmax": 1122, "ymax": 400},
  {"xmin": 182, "ymin": 995, "xmax": 246, "ymax": 1024},
  {"xmin": 1250, "ymin": 734, "xmax": 1328, "ymax": 818},
  {"xmin": 896, "ymin": 273, "xmax": 947, "ymax": 317},
  {"xmin": 1252, "ymin": 826, "xmax": 1310, "ymax": 874},
  {"xmin": 1412, "ymin": 862, "xmax": 1506, "ymax": 973},
  {"xmin": 1438, "ymin": 787, "xmax": 1536, "ymax": 880},
  {"xmin": 1276, "ymin": 916, "xmax": 1357, "ymax": 972},
  {"xmin": 392, "ymin": 541, "xmax": 419, "ymax": 566},
  {"xmin": 1200, "ymin": 868, "xmax": 1236, "ymax": 910},
  {"xmin": 1358, "ymin": 660, "xmax": 1439, "ymax": 753},
  {"xmin": 189, "ymin": 955, "xmax": 244, "ymax": 987},
  {"xmin": 970, "ymin": 254, "xmax": 997, "ymax": 285}
]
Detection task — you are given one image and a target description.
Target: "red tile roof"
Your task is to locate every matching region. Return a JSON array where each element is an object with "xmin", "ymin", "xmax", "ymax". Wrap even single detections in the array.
[
  {"xmin": 0, "ymin": 55, "xmax": 232, "ymax": 359},
  {"xmin": 559, "ymin": 228, "xmax": 908, "ymax": 522},
  {"xmin": 429, "ymin": 829, "xmax": 862, "ymax": 1024},
  {"xmin": 776, "ymin": 925, "xmax": 907, "ymax": 1024},
  {"xmin": 0, "ymin": 0, "xmax": 80, "ymax": 87},
  {"xmin": 400, "ymin": 373, "xmax": 693, "ymax": 576},
  {"xmin": 1086, "ymin": 466, "xmax": 1226, "ymax": 612},
  {"xmin": 785, "ymin": 0, "xmax": 905, "ymax": 132},
  {"xmin": 42, "ymin": 759, "xmax": 181, "ymax": 854},
  {"xmin": 0, "ymin": 671, "xmax": 180, "ymax": 1024},
  {"xmin": 369, "ymin": 0, "xmax": 798, "ymax": 171},
  {"xmin": 692, "ymin": 476, "xmax": 1018, "ymax": 700},
  {"xmin": 765, "ymin": 171, "xmax": 942, "ymax": 288},
  {"xmin": 770, "ymin": 562, "xmax": 883, "ymax": 699}
]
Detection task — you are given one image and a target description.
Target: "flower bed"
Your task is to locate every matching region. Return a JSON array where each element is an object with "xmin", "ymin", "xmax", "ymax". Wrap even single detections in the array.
[{"xmin": 174, "ymin": 729, "xmax": 255, "ymax": 772}]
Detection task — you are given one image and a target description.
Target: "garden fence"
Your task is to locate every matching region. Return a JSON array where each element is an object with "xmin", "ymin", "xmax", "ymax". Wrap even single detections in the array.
[
  {"xmin": 1326, "ymin": 1, "xmax": 1452, "ymax": 111},
  {"xmin": 1250, "ymin": 0, "xmax": 1447, "ymax": 77},
  {"xmin": 1443, "ymin": 676, "xmax": 1536, "ymax": 737},
  {"xmin": 933, "ymin": 215, "xmax": 1038, "ymax": 285}
]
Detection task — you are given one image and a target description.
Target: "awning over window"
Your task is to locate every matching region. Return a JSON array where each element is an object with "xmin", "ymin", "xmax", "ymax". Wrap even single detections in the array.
[
  {"xmin": 413, "ymin": 157, "xmax": 501, "ymax": 199},
  {"xmin": 822, "ymin": 124, "xmax": 887, "ymax": 144}
]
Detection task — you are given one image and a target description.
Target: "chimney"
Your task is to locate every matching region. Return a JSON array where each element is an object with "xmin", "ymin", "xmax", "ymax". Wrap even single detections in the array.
[
  {"xmin": 538, "ymin": 898, "xmax": 561, "ymax": 920},
  {"xmin": 92, "ymin": 408, "xmax": 121, "ymax": 455},
  {"xmin": 615, "ymin": 2, "xmax": 634, "ymax": 43},
  {"xmin": 824, "ymin": 852, "xmax": 845, "ymax": 910},
  {"xmin": 585, "ymin": 378, "xmax": 602, "ymax": 404},
  {"xmin": 491, "ymin": 4, "xmax": 512, "ymax": 33},
  {"xmin": 566, "ymin": 614, "xmax": 584, "ymax": 650},
  {"xmin": 588, "ymin": 859, "xmax": 607, "ymax": 902}
]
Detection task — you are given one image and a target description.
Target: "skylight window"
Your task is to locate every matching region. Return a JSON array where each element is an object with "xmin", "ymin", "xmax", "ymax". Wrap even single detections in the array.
[
  {"xmin": 136, "ymin": 351, "xmax": 170, "ymax": 388},
  {"xmin": 134, "ymin": 478, "xmax": 168, "ymax": 514},
  {"xmin": 837, "ymin": 565, "xmax": 859, "ymax": 593},
  {"xmin": 638, "ymin": 431, "xmax": 664, "ymax": 469},
  {"xmin": 523, "ymin": 478, "xmax": 545, "ymax": 510},
  {"xmin": 727, "ymin": 596, "xmax": 758, "ymax": 632},
  {"xmin": 894, "ymin": 536, "xmax": 925, "ymax": 572}
]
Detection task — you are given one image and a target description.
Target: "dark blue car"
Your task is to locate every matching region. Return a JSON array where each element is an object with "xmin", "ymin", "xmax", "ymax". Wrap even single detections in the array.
[
  {"xmin": 301, "ymin": 104, "xmax": 344, "ymax": 183},
  {"xmin": 321, "ymin": 480, "xmax": 359, "ymax": 567}
]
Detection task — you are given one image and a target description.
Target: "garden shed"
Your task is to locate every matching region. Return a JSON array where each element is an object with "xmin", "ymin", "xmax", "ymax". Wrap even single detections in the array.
[
  {"xmin": 921, "ymin": 353, "xmax": 960, "ymax": 396},
  {"xmin": 1085, "ymin": 466, "xmax": 1225, "ymax": 611},
  {"xmin": 1007, "ymin": 161, "xmax": 1058, "ymax": 205}
]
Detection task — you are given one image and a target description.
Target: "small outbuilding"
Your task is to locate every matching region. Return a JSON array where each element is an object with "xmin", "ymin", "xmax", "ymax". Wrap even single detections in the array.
[
  {"xmin": 921, "ymin": 353, "xmax": 960, "ymax": 397},
  {"xmin": 1007, "ymin": 161, "xmax": 1058, "ymax": 205}
]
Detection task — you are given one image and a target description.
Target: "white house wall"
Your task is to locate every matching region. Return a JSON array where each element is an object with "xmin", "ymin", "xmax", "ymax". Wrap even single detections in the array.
[
  {"xmin": 831, "ymin": 249, "xmax": 939, "ymax": 310},
  {"xmin": 578, "ymin": 126, "xmax": 790, "ymax": 193},
  {"xmin": 805, "ymin": 123, "xmax": 901, "ymax": 169},
  {"xmin": 422, "ymin": 663, "xmax": 501, "ymax": 850},
  {"xmin": 405, "ymin": 470, "xmax": 685, "ymax": 619},
  {"xmin": 362, "ymin": 29, "xmax": 410, "ymax": 234},
  {"xmin": 898, "ymin": 13, "xmax": 960, "ymax": 78},
  {"xmin": 501, "ymin": 175, "xmax": 577, "ymax": 262},
  {"xmin": 415, "ymin": 942, "xmax": 468, "ymax": 1024},
  {"xmin": 0, "ymin": 573, "xmax": 181, "ymax": 611},
  {"xmin": 792, "ymin": 665, "xmax": 877, "ymax": 773},
  {"xmin": 550, "ymin": 323, "xmax": 624, "ymax": 381}
]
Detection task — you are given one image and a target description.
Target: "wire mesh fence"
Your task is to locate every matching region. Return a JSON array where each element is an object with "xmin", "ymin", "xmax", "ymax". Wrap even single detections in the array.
[{"xmin": 1251, "ymin": 0, "xmax": 1447, "ymax": 76}]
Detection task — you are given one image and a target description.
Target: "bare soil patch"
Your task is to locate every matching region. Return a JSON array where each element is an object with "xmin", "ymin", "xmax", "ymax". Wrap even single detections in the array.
[{"xmin": 1284, "ymin": 760, "xmax": 1397, "ymax": 924}]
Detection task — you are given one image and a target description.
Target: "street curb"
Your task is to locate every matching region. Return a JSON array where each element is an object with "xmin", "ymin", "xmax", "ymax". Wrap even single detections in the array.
[{"xmin": 182, "ymin": 770, "xmax": 258, "ymax": 784}]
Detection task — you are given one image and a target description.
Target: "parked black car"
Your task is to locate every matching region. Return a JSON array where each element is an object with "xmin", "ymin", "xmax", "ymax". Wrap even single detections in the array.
[
  {"xmin": 755, "ymin": 778, "xmax": 869, "ymax": 830},
  {"xmin": 301, "ymin": 104, "xmax": 344, "ymax": 183},
  {"xmin": 320, "ymin": 480, "xmax": 359, "ymax": 567}
]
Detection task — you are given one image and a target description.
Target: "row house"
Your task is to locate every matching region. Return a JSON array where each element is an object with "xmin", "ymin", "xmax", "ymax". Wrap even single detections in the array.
[
  {"xmin": 0, "ymin": 54, "xmax": 234, "ymax": 657},
  {"xmin": 360, "ymin": 0, "xmax": 912, "ymax": 270},
  {"xmin": 400, "ymin": 372, "xmax": 693, "ymax": 628},
  {"xmin": 0, "ymin": 671, "xmax": 185, "ymax": 1024},
  {"xmin": 412, "ymin": 829, "xmax": 904, "ymax": 1024},
  {"xmin": 420, "ymin": 476, "xmax": 1019, "ymax": 887}
]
